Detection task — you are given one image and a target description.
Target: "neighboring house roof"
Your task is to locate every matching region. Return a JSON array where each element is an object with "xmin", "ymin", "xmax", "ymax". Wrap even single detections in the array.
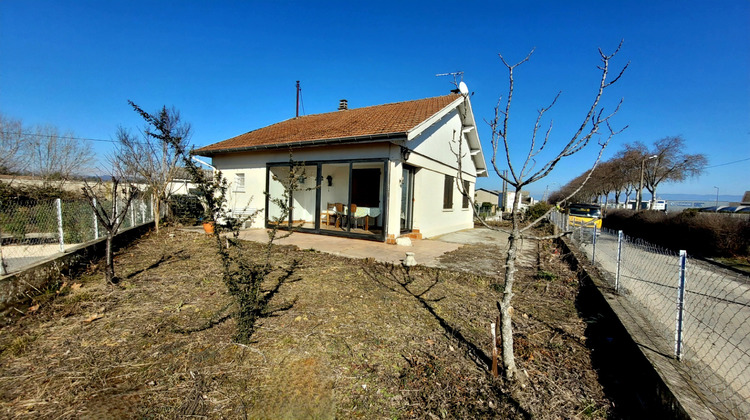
[
  {"xmin": 171, "ymin": 167, "xmax": 213, "ymax": 182},
  {"xmin": 196, "ymin": 94, "xmax": 460, "ymax": 155},
  {"xmin": 476, "ymin": 188, "xmax": 499, "ymax": 196}
]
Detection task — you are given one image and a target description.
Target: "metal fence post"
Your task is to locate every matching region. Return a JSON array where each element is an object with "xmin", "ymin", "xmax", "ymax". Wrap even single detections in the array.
[
  {"xmin": 130, "ymin": 201, "xmax": 135, "ymax": 227},
  {"xmin": 0, "ymin": 199, "xmax": 5, "ymax": 275},
  {"xmin": 615, "ymin": 230, "xmax": 623, "ymax": 293},
  {"xmin": 93, "ymin": 198, "xmax": 99, "ymax": 239},
  {"xmin": 675, "ymin": 250, "xmax": 687, "ymax": 360},
  {"xmin": 592, "ymin": 225, "xmax": 597, "ymax": 264},
  {"xmin": 55, "ymin": 198, "xmax": 65, "ymax": 252},
  {"xmin": 0, "ymin": 240, "xmax": 6, "ymax": 276}
]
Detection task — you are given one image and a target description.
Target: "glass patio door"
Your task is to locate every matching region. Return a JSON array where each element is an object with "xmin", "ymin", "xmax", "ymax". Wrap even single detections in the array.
[
  {"xmin": 401, "ymin": 165, "xmax": 414, "ymax": 232},
  {"xmin": 268, "ymin": 159, "xmax": 387, "ymax": 241}
]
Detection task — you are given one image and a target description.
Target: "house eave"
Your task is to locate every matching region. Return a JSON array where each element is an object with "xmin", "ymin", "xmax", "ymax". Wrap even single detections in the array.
[
  {"xmin": 406, "ymin": 96, "xmax": 465, "ymax": 141},
  {"xmin": 195, "ymin": 132, "xmax": 408, "ymax": 157}
]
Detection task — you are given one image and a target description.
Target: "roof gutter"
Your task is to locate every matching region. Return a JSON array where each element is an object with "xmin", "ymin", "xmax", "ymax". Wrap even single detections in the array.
[{"xmin": 195, "ymin": 132, "xmax": 408, "ymax": 157}]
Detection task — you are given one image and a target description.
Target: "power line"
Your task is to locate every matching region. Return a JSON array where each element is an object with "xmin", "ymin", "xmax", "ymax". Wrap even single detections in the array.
[
  {"xmin": 0, "ymin": 130, "xmax": 116, "ymax": 143},
  {"xmin": 703, "ymin": 157, "xmax": 750, "ymax": 169}
]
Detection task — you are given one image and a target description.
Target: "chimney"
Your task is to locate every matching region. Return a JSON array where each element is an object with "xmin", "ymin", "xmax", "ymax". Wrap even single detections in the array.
[{"xmin": 338, "ymin": 99, "xmax": 348, "ymax": 110}]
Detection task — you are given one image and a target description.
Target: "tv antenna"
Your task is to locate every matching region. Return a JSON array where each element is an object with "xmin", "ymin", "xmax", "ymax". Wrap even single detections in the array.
[
  {"xmin": 436, "ymin": 71, "xmax": 464, "ymax": 82},
  {"xmin": 436, "ymin": 71, "xmax": 468, "ymax": 94}
]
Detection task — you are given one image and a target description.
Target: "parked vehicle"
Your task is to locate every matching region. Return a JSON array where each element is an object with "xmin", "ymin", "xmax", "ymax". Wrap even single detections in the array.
[{"xmin": 567, "ymin": 203, "xmax": 603, "ymax": 229}]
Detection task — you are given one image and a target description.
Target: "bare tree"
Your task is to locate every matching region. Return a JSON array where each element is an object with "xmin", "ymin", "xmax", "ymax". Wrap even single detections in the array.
[
  {"xmin": 117, "ymin": 102, "xmax": 190, "ymax": 233},
  {"xmin": 549, "ymin": 155, "xmax": 635, "ymax": 208},
  {"xmin": 26, "ymin": 124, "xmax": 94, "ymax": 186},
  {"xmin": 81, "ymin": 167, "xmax": 137, "ymax": 285},
  {"xmin": 612, "ymin": 147, "xmax": 643, "ymax": 204},
  {"xmin": 643, "ymin": 136, "xmax": 707, "ymax": 209},
  {"xmin": 455, "ymin": 44, "xmax": 628, "ymax": 381},
  {"xmin": 0, "ymin": 113, "xmax": 26, "ymax": 175}
]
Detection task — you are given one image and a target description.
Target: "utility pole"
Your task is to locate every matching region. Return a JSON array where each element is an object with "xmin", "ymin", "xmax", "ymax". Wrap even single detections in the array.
[
  {"xmin": 501, "ymin": 170, "xmax": 508, "ymax": 212},
  {"xmin": 714, "ymin": 186, "xmax": 719, "ymax": 211},
  {"xmin": 295, "ymin": 81, "xmax": 300, "ymax": 118}
]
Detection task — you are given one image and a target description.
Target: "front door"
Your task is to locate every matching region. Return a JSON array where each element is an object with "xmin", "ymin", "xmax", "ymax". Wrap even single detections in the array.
[{"xmin": 400, "ymin": 166, "xmax": 414, "ymax": 232}]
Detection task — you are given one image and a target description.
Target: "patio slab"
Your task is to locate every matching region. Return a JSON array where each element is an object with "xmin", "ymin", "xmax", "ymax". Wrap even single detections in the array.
[{"xmin": 230, "ymin": 227, "xmax": 511, "ymax": 267}]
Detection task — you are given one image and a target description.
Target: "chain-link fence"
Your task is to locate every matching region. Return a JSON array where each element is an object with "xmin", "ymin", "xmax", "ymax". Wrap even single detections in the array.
[
  {"xmin": 549, "ymin": 210, "xmax": 750, "ymax": 418},
  {"xmin": 0, "ymin": 196, "xmax": 155, "ymax": 275}
]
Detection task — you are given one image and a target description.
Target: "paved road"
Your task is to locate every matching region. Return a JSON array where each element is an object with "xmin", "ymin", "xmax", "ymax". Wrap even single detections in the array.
[
  {"xmin": 574, "ymin": 231, "xmax": 750, "ymax": 417},
  {"xmin": 1, "ymin": 243, "xmax": 71, "ymax": 274}
]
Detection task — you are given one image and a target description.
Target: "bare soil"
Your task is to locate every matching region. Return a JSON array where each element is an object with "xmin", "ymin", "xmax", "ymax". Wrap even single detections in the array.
[{"xmin": 0, "ymin": 228, "xmax": 613, "ymax": 419}]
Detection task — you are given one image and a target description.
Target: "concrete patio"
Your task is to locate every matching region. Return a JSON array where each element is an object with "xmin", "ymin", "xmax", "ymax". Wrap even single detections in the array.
[{"xmin": 229, "ymin": 227, "xmax": 512, "ymax": 267}]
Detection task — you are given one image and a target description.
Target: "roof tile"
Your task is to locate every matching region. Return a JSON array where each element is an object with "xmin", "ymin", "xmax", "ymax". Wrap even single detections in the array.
[{"xmin": 196, "ymin": 94, "xmax": 460, "ymax": 154}]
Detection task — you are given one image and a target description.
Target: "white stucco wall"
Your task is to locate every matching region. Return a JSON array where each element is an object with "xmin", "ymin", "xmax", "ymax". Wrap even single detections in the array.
[
  {"xmin": 396, "ymin": 108, "xmax": 478, "ymax": 238},
  {"xmin": 209, "ymin": 143, "xmax": 393, "ymax": 229},
  {"xmin": 407, "ymin": 109, "xmax": 477, "ymax": 175},
  {"xmin": 411, "ymin": 167, "xmax": 474, "ymax": 238}
]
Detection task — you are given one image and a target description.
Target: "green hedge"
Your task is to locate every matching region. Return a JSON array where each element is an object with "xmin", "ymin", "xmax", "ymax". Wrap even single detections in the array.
[{"xmin": 603, "ymin": 209, "xmax": 750, "ymax": 258}]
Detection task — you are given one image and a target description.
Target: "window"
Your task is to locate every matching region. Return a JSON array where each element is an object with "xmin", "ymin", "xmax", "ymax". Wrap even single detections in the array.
[
  {"xmin": 234, "ymin": 173, "xmax": 245, "ymax": 192},
  {"xmin": 462, "ymin": 180, "xmax": 471, "ymax": 209},
  {"xmin": 443, "ymin": 175, "xmax": 454, "ymax": 209}
]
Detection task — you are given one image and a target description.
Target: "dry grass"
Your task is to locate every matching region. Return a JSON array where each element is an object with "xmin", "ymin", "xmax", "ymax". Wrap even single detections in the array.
[{"xmin": 0, "ymin": 228, "xmax": 611, "ymax": 419}]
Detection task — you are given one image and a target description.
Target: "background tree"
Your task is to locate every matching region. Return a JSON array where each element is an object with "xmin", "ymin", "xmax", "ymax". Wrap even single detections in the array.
[
  {"xmin": 643, "ymin": 136, "xmax": 707, "ymax": 209},
  {"xmin": 117, "ymin": 102, "xmax": 190, "ymax": 232},
  {"xmin": 0, "ymin": 114, "xmax": 93, "ymax": 184},
  {"xmin": 611, "ymin": 147, "xmax": 643, "ymax": 204},
  {"xmin": 457, "ymin": 44, "xmax": 628, "ymax": 381},
  {"xmin": 0, "ymin": 113, "xmax": 26, "ymax": 175},
  {"xmin": 548, "ymin": 152, "xmax": 638, "ymax": 207},
  {"xmin": 26, "ymin": 124, "xmax": 94, "ymax": 186},
  {"xmin": 548, "ymin": 171, "xmax": 597, "ymax": 205}
]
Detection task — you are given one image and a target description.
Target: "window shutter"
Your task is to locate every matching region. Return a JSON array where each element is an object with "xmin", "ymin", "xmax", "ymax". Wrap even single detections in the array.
[
  {"xmin": 443, "ymin": 175, "xmax": 454, "ymax": 209},
  {"xmin": 462, "ymin": 180, "xmax": 470, "ymax": 208}
]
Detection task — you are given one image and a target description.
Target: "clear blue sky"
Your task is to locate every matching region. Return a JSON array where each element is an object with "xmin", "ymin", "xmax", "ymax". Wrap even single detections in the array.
[{"xmin": 1, "ymin": 1, "xmax": 748, "ymax": 198}]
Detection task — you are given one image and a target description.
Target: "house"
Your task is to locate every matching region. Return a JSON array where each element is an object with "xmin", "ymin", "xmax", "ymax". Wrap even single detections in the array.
[
  {"xmin": 195, "ymin": 93, "xmax": 487, "ymax": 243},
  {"xmin": 499, "ymin": 190, "xmax": 536, "ymax": 212},
  {"xmin": 474, "ymin": 188, "xmax": 500, "ymax": 213}
]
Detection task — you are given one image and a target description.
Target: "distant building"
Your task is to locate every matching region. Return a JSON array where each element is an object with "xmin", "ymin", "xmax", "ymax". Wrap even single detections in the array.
[
  {"xmin": 499, "ymin": 190, "xmax": 536, "ymax": 212},
  {"xmin": 474, "ymin": 188, "xmax": 500, "ymax": 213}
]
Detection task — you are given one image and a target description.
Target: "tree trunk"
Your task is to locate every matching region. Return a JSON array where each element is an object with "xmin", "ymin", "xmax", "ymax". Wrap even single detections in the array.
[
  {"xmin": 153, "ymin": 193, "xmax": 161, "ymax": 233},
  {"xmin": 500, "ymin": 230, "xmax": 518, "ymax": 380},
  {"xmin": 105, "ymin": 234, "xmax": 116, "ymax": 284},
  {"xmin": 498, "ymin": 188, "xmax": 522, "ymax": 380}
]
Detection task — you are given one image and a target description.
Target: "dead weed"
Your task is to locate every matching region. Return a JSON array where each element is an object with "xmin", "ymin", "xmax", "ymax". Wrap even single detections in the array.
[{"xmin": 0, "ymin": 228, "xmax": 611, "ymax": 419}]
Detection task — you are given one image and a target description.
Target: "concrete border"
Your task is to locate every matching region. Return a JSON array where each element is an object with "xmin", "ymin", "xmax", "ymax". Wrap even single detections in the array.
[
  {"xmin": 0, "ymin": 222, "xmax": 154, "ymax": 321},
  {"xmin": 557, "ymin": 236, "xmax": 717, "ymax": 419}
]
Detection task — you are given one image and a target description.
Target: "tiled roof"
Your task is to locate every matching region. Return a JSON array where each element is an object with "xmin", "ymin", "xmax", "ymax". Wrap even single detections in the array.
[{"xmin": 196, "ymin": 94, "xmax": 461, "ymax": 155}]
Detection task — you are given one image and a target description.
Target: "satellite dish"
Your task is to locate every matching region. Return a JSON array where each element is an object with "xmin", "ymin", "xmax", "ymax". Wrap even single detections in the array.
[{"xmin": 458, "ymin": 81, "xmax": 469, "ymax": 95}]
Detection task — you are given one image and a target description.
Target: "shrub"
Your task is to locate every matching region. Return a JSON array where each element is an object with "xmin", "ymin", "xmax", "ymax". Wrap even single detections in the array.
[
  {"xmin": 168, "ymin": 194, "xmax": 204, "ymax": 225},
  {"xmin": 524, "ymin": 202, "xmax": 553, "ymax": 223}
]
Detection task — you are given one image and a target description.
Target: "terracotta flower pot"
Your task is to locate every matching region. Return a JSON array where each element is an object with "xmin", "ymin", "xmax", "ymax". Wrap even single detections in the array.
[{"xmin": 202, "ymin": 221, "xmax": 215, "ymax": 234}]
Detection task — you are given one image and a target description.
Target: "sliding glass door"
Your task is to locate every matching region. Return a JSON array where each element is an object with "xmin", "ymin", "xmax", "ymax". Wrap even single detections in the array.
[
  {"xmin": 266, "ymin": 159, "xmax": 387, "ymax": 241},
  {"xmin": 401, "ymin": 165, "xmax": 415, "ymax": 232}
]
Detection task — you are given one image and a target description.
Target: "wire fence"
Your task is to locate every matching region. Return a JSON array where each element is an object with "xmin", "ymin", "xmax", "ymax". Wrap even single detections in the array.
[
  {"xmin": 548, "ymin": 210, "xmax": 750, "ymax": 418},
  {"xmin": 0, "ymin": 196, "xmax": 156, "ymax": 275}
]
